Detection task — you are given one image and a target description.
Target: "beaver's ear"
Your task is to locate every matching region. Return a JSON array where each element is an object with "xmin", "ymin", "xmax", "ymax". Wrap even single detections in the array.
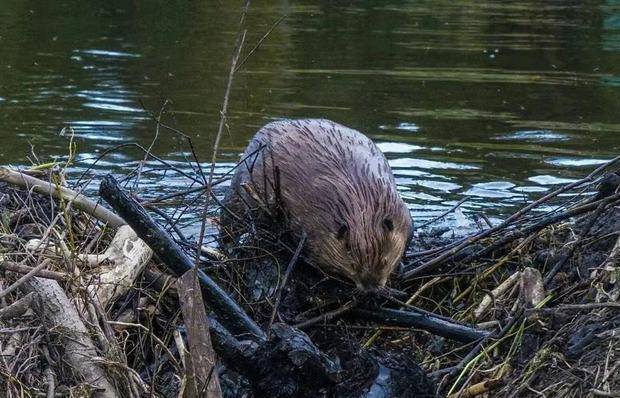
[
  {"xmin": 383, "ymin": 218, "xmax": 394, "ymax": 232},
  {"xmin": 336, "ymin": 224, "xmax": 348, "ymax": 240}
]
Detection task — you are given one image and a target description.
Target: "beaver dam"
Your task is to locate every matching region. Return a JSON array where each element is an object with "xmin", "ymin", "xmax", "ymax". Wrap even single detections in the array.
[{"xmin": 0, "ymin": 146, "xmax": 619, "ymax": 398}]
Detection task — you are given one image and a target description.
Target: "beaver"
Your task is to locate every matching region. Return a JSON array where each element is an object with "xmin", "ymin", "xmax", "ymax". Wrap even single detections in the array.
[{"xmin": 220, "ymin": 119, "xmax": 412, "ymax": 291}]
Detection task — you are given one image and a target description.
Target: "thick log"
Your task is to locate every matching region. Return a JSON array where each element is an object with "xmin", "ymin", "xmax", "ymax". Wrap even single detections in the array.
[
  {"xmin": 351, "ymin": 307, "xmax": 489, "ymax": 343},
  {"xmin": 20, "ymin": 277, "xmax": 119, "ymax": 398},
  {"xmin": 143, "ymin": 269, "xmax": 434, "ymax": 397},
  {"xmin": 99, "ymin": 174, "xmax": 266, "ymax": 340}
]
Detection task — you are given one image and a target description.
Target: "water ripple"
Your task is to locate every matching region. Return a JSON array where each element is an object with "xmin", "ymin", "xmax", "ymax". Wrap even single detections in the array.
[
  {"xmin": 546, "ymin": 158, "xmax": 612, "ymax": 167},
  {"xmin": 76, "ymin": 49, "xmax": 141, "ymax": 58},
  {"xmin": 376, "ymin": 142, "xmax": 424, "ymax": 153},
  {"xmin": 494, "ymin": 130, "xmax": 570, "ymax": 142},
  {"xmin": 389, "ymin": 158, "xmax": 480, "ymax": 170}
]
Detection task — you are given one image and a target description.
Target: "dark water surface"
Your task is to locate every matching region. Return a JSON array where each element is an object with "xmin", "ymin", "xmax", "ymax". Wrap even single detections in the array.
[{"xmin": 1, "ymin": 0, "xmax": 620, "ymax": 230}]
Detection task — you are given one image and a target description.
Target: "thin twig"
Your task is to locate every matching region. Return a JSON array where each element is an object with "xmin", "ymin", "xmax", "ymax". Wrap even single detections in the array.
[
  {"xmin": 0, "ymin": 259, "xmax": 52, "ymax": 300},
  {"xmin": 195, "ymin": 0, "xmax": 250, "ymax": 267},
  {"xmin": 0, "ymin": 261, "xmax": 67, "ymax": 281},
  {"xmin": 235, "ymin": 14, "xmax": 287, "ymax": 73},
  {"xmin": 416, "ymin": 198, "xmax": 467, "ymax": 231},
  {"xmin": 267, "ymin": 232, "xmax": 306, "ymax": 333},
  {"xmin": 294, "ymin": 300, "xmax": 358, "ymax": 329},
  {"xmin": 134, "ymin": 99, "xmax": 168, "ymax": 190}
]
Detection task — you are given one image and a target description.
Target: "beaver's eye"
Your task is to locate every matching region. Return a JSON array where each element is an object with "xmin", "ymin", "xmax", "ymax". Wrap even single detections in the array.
[
  {"xmin": 336, "ymin": 224, "xmax": 348, "ymax": 240},
  {"xmin": 383, "ymin": 218, "xmax": 394, "ymax": 232}
]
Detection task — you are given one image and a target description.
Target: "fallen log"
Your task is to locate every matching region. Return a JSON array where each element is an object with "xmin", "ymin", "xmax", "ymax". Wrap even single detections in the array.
[
  {"xmin": 141, "ymin": 258, "xmax": 439, "ymax": 396},
  {"xmin": 99, "ymin": 174, "xmax": 266, "ymax": 340},
  {"xmin": 207, "ymin": 316, "xmax": 341, "ymax": 397}
]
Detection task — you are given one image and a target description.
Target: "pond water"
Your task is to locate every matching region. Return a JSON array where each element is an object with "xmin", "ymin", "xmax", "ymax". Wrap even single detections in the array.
[{"xmin": 1, "ymin": 0, "xmax": 620, "ymax": 232}]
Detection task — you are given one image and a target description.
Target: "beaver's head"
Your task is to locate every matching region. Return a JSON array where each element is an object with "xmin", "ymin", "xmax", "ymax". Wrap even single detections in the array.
[{"xmin": 302, "ymin": 175, "xmax": 412, "ymax": 292}]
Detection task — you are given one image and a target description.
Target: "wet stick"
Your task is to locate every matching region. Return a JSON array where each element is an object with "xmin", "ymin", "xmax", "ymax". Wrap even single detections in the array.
[
  {"xmin": 364, "ymin": 276, "xmax": 444, "ymax": 348},
  {"xmin": 267, "ymin": 232, "xmax": 306, "ymax": 333},
  {"xmin": 352, "ymin": 307, "xmax": 489, "ymax": 343}
]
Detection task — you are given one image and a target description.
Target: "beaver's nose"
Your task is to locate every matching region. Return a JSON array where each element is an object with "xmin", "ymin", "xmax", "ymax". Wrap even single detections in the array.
[{"xmin": 357, "ymin": 272, "xmax": 381, "ymax": 292}]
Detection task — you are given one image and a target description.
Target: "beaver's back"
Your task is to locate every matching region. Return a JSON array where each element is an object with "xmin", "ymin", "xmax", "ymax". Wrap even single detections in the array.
[
  {"xmin": 223, "ymin": 118, "xmax": 397, "ymax": 228},
  {"xmin": 251, "ymin": 119, "xmax": 392, "ymax": 186}
]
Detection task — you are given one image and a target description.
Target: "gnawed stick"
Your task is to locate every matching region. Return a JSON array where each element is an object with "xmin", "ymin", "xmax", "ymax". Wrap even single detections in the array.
[
  {"xmin": 473, "ymin": 271, "xmax": 521, "ymax": 320},
  {"xmin": 520, "ymin": 267, "xmax": 545, "ymax": 308},
  {"xmin": 447, "ymin": 378, "xmax": 503, "ymax": 398},
  {"xmin": 20, "ymin": 276, "xmax": 119, "ymax": 398},
  {"xmin": 83, "ymin": 225, "xmax": 153, "ymax": 309},
  {"xmin": 0, "ymin": 167, "xmax": 125, "ymax": 228},
  {"xmin": 178, "ymin": 270, "xmax": 222, "ymax": 398}
]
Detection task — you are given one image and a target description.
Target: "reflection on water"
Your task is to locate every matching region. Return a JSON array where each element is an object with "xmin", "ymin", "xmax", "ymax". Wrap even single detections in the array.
[
  {"xmin": 494, "ymin": 130, "xmax": 571, "ymax": 142},
  {"xmin": 1, "ymin": 0, "xmax": 620, "ymax": 231}
]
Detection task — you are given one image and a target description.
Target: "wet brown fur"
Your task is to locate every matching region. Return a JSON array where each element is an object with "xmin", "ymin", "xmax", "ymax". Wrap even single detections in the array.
[{"xmin": 220, "ymin": 119, "xmax": 412, "ymax": 290}]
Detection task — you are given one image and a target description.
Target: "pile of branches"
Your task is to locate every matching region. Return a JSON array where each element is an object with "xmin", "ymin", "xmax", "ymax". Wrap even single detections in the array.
[
  {"xmin": 400, "ymin": 162, "xmax": 620, "ymax": 397},
  {"xmin": 0, "ymin": 151, "xmax": 619, "ymax": 398}
]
